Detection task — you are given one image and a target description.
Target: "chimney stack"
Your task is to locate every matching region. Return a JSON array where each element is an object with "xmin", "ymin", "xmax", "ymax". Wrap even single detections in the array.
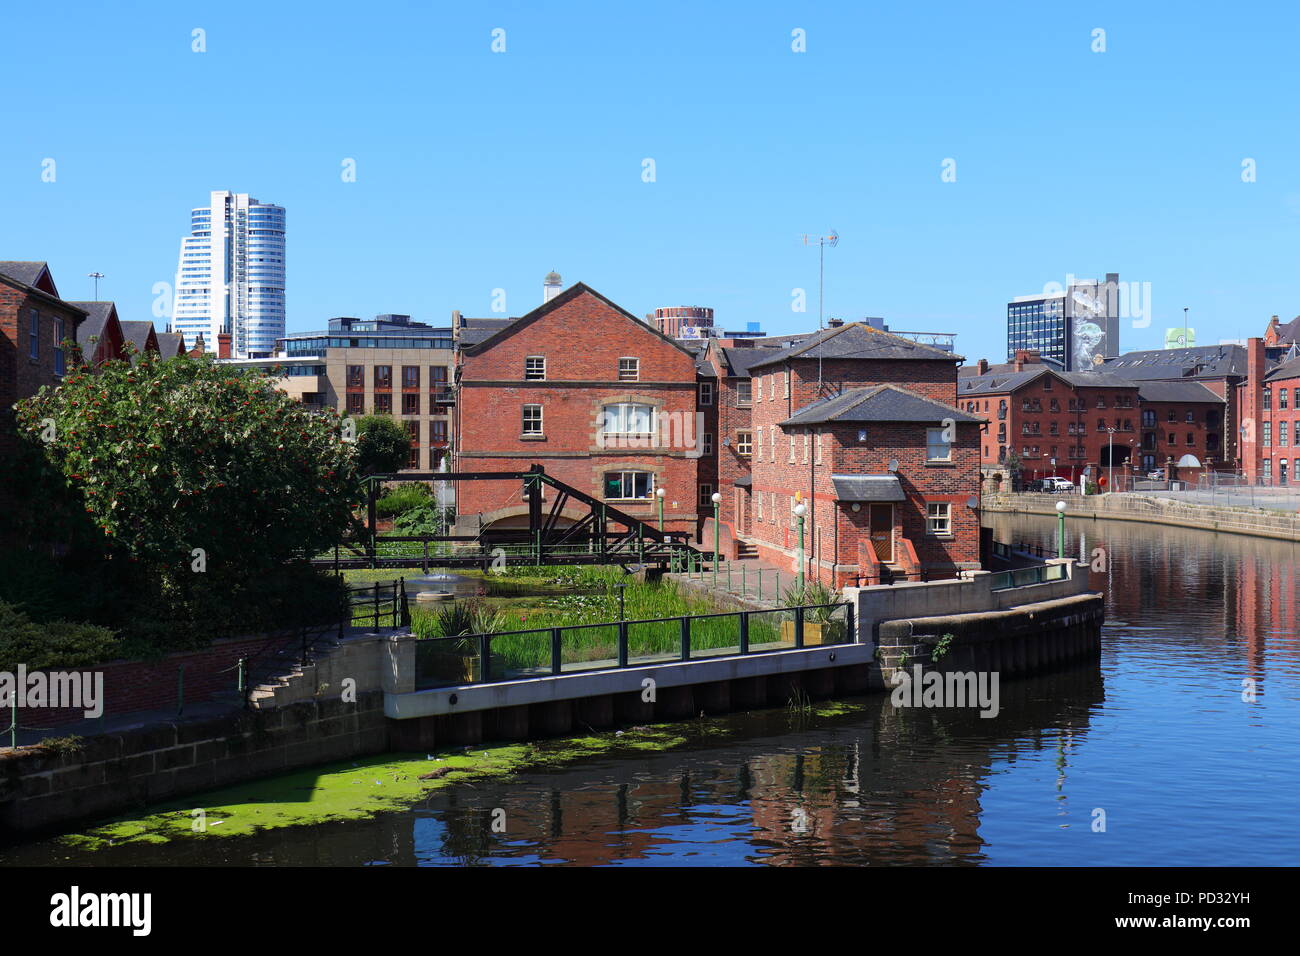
[
  {"xmin": 977, "ymin": 358, "xmax": 989, "ymax": 375},
  {"xmin": 217, "ymin": 333, "xmax": 232, "ymax": 359}
]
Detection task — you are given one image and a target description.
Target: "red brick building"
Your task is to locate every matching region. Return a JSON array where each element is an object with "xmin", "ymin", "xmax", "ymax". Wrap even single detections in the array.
[
  {"xmin": 1238, "ymin": 336, "xmax": 1300, "ymax": 485},
  {"xmin": 740, "ymin": 322, "xmax": 982, "ymax": 585},
  {"xmin": 453, "ymin": 284, "xmax": 707, "ymax": 538},
  {"xmin": 0, "ymin": 261, "xmax": 87, "ymax": 458}
]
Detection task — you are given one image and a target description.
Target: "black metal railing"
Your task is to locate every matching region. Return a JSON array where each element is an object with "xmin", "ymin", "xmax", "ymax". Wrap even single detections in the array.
[
  {"xmin": 412, "ymin": 601, "xmax": 854, "ymax": 689},
  {"xmin": 344, "ymin": 579, "xmax": 410, "ymax": 631}
]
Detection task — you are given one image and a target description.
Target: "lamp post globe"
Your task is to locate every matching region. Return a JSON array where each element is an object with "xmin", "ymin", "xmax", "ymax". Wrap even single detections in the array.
[
  {"xmin": 1055, "ymin": 500, "xmax": 1067, "ymax": 559},
  {"xmin": 710, "ymin": 492, "xmax": 721, "ymax": 586}
]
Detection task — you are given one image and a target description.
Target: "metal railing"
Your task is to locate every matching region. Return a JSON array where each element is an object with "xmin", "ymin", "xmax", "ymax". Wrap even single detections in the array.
[
  {"xmin": 412, "ymin": 602, "xmax": 854, "ymax": 689},
  {"xmin": 990, "ymin": 540, "xmax": 1057, "ymax": 560},
  {"xmin": 988, "ymin": 563, "xmax": 1066, "ymax": 591},
  {"xmin": 344, "ymin": 579, "xmax": 409, "ymax": 630}
]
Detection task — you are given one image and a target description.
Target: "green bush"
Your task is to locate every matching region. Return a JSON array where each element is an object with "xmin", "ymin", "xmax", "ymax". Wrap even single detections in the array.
[
  {"xmin": 354, "ymin": 415, "xmax": 408, "ymax": 477},
  {"xmin": 392, "ymin": 502, "xmax": 444, "ymax": 537},
  {"xmin": 376, "ymin": 482, "xmax": 432, "ymax": 518},
  {"xmin": 0, "ymin": 601, "xmax": 120, "ymax": 672}
]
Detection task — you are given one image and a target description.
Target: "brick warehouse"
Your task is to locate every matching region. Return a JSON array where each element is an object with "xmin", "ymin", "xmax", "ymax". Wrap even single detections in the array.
[
  {"xmin": 453, "ymin": 284, "xmax": 709, "ymax": 539},
  {"xmin": 738, "ymin": 322, "xmax": 982, "ymax": 586}
]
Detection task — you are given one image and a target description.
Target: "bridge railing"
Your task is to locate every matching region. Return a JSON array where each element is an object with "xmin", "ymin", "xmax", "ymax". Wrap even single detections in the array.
[{"xmin": 412, "ymin": 602, "xmax": 854, "ymax": 689}]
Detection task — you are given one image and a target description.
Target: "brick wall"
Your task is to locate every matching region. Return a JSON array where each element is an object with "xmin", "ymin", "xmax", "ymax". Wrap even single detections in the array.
[
  {"xmin": 0, "ymin": 283, "xmax": 85, "ymax": 460},
  {"xmin": 456, "ymin": 288, "xmax": 706, "ymax": 537}
]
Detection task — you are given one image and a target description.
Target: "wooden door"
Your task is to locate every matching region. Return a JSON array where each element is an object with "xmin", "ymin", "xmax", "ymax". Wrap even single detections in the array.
[{"xmin": 869, "ymin": 504, "xmax": 893, "ymax": 562}]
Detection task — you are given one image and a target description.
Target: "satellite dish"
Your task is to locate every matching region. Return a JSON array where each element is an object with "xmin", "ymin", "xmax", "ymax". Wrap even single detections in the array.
[
  {"xmin": 966, "ymin": 496, "xmax": 979, "ymax": 509},
  {"xmin": 887, "ymin": 459, "xmax": 899, "ymax": 473}
]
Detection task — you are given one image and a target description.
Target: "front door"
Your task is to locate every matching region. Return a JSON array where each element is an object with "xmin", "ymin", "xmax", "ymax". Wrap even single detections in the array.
[
  {"xmin": 869, "ymin": 504, "xmax": 893, "ymax": 562},
  {"xmin": 737, "ymin": 488, "xmax": 751, "ymax": 535}
]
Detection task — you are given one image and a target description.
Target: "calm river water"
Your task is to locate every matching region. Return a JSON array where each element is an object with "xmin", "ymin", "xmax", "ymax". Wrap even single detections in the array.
[{"xmin": 6, "ymin": 512, "xmax": 1300, "ymax": 866}]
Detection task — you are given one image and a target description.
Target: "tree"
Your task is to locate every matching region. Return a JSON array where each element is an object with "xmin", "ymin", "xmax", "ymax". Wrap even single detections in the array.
[
  {"xmin": 355, "ymin": 414, "xmax": 409, "ymax": 476},
  {"xmin": 14, "ymin": 352, "xmax": 359, "ymax": 593}
]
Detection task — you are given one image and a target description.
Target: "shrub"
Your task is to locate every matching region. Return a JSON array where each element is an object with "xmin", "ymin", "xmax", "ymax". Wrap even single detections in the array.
[
  {"xmin": 354, "ymin": 415, "xmax": 408, "ymax": 477},
  {"xmin": 0, "ymin": 602, "xmax": 119, "ymax": 672},
  {"xmin": 376, "ymin": 482, "xmax": 432, "ymax": 518}
]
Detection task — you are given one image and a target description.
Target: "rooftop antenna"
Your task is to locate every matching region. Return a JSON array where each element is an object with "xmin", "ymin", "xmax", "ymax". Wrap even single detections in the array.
[
  {"xmin": 800, "ymin": 230, "xmax": 839, "ymax": 395},
  {"xmin": 88, "ymin": 272, "xmax": 104, "ymax": 300}
]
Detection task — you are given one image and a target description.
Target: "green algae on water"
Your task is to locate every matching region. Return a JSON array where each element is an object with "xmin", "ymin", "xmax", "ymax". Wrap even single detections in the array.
[{"xmin": 58, "ymin": 725, "xmax": 695, "ymax": 850}]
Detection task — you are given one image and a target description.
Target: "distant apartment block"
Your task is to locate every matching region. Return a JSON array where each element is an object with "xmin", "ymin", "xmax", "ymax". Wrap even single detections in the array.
[
  {"xmin": 172, "ymin": 191, "xmax": 285, "ymax": 359},
  {"xmin": 1008, "ymin": 273, "xmax": 1120, "ymax": 371}
]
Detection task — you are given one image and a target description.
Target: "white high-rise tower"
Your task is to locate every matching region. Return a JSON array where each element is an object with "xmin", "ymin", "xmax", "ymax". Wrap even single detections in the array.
[{"xmin": 171, "ymin": 190, "xmax": 285, "ymax": 357}]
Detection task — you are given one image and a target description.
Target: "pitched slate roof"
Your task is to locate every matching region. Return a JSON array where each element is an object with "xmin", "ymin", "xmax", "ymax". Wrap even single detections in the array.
[
  {"xmin": 156, "ymin": 332, "xmax": 185, "ymax": 357},
  {"xmin": 456, "ymin": 317, "xmax": 515, "ymax": 347},
  {"xmin": 119, "ymin": 321, "xmax": 157, "ymax": 355},
  {"xmin": 0, "ymin": 260, "xmax": 52, "ymax": 288},
  {"xmin": 1102, "ymin": 345, "xmax": 1247, "ymax": 380},
  {"xmin": 959, "ymin": 367, "xmax": 1138, "ymax": 395},
  {"xmin": 781, "ymin": 384, "xmax": 982, "ymax": 426},
  {"xmin": 830, "ymin": 474, "xmax": 906, "ymax": 502},
  {"xmin": 69, "ymin": 302, "xmax": 116, "ymax": 348},
  {"xmin": 747, "ymin": 321, "xmax": 962, "ymax": 371},
  {"xmin": 1270, "ymin": 316, "xmax": 1300, "ymax": 345},
  {"xmin": 1136, "ymin": 381, "xmax": 1225, "ymax": 404}
]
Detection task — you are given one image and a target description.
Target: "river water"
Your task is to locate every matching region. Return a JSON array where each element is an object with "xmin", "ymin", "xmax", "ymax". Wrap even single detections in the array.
[{"xmin": 6, "ymin": 513, "xmax": 1299, "ymax": 866}]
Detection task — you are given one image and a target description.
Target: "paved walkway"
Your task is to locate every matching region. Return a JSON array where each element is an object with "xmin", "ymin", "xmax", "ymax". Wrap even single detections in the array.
[{"xmin": 671, "ymin": 557, "xmax": 799, "ymax": 605}]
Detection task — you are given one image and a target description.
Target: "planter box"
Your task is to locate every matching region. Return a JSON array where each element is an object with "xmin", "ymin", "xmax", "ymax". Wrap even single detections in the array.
[{"xmin": 779, "ymin": 619, "xmax": 845, "ymax": 647}]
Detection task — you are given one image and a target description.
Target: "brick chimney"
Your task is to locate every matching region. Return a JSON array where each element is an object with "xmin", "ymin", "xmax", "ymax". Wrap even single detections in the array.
[
  {"xmin": 977, "ymin": 358, "xmax": 989, "ymax": 375},
  {"xmin": 827, "ymin": 317, "xmax": 844, "ymax": 328},
  {"xmin": 217, "ymin": 333, "xmax": 232, "ymax": 359}
]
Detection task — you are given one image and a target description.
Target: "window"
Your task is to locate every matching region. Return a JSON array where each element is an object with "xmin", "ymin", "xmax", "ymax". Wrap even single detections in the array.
[
  {"xmin": 767, "ymin": 374, "xmax": 774, "ymax": 401},
  {"xmin": 347, "ymin": 393, "xmax": 364, "ymax": 415},
  {"xmin": 815, "ymin": 434, "xmax": 823, "ymax": 465},
  {"xmin": 619, "ymin": 358, "xmax": 639, "ymax": 382},
  {"xmin": 429, "ymin": 366, "xmax": 449, "ymax": 394},
  {"xmin": 699, "ymin": 484, "xmax": 714, "ymax": 507},
  {"xmin": 926, "ymin": 427, "xmax": 953, "ymax": 461},
  {"xmin": 1294, "ymin": 421, "xmax": 1299, "ymax": 446},
  {"xmin": 407, "ymin": 445, "xmax": 419, "ymax": 469},
  {"xmin": 754, "ymin": 429, "xmax": 762, "ymax": 458},
  {"xmin": 53, "ymin": 316, "xmax": 65, "ymax": 376},
  {"xmin": 736, "ymin": 430, "xmax": 752, "ymax": 457},
  {"xmin": 1263, "ymin": 459, "xmax": 1272, "ymax": 481},
  {"xmin": 770, "ymin": 425, "xmax": 777, "ymax": 462},
  {"xmin": 926, "ymin": 502, "xmax": 951, "ymax": 535},
  {"xmin": 1185, "ymin": 410, "xmax": 1195, "ymax": 423},
  {"xmin": 788, "ymin": 434, "xmax": 796, "ymax": 463},
  {"xmin": 602, "ymin": 402, "xmax": 654, "ymax": 434},
  {"xmin": 402, "ymin": 366, "xmax": 420, "ymax": 389},
  {"xmin": 374, "ymin": 394, "xmax": 392, "ymax": 414},
  {"xmin": 1142, "ymin": 410, "xmax": 1156, "ymax": 428},
  {"xmin": 375, "ymin": 365, "xmax": 392, "ymax": 390},
  {"xmin": 1263, "ymin": 388, "xmax": 1272, "ymax": 411},
  {"xmin": 702, "ymin": 432, "xmax": 713, "ymax": 455},
  {"xmin": 699, "ymin": 381, "xmax": 713, "ymax": 405},
  {"xmin": 1263, "ymin": 422, "xmax": 1272, "ymax": 446},
  {"xmin": 1042, "ymin": 378, "xmax": 1053, "ymax": 391},
  {"xmin": 28, "ymin": 310, "xmax": 38, "ymax": 360},
  {"xmin": 757, "ymin": 491, "xmax": 763, "ymax": 520},
  {"xmin": 431, "ymin": 420, "xmax": 448, "ymax": 443},
  {"xmin": 803, "ymin": 433, "xmax": 810, "ymax": 463},
  {"xmin": 522, "ymin": 404, "xmax": 543, "ymax": 436},
  {"xmin": 1282, "ymin": 424, "xmax": 1290, "ymax": 447},
  {"xmin": 525, "ymin": 356, "xmax": 546, "ymax": 380},
  {"xmin": 736, "ymin": 381, "xmax": 752, "ymax": 405},
  {"xmin": 1186, "ymin": 433, "xmax": 1195, "ymax": 446},
  {"xmin": 404, "ymin": 421, "xmax": 419, "ymax": 443},
  {"xmin": 605, "ymin": 470, "xmax": 654, "ymax": 500},
  {"xmin": 783, "ymin": 372, "xmax": 790, "ymax": 398},
  {"xmin": 1283, "ymin": 389, "xmax": 1290, "ymax": 410},
  {"xmin": 1167, "ymin": 409, "xmax": 1176, "ymax": 423},
  {"xmin": 402, "ymin": 393, "xmax": 420, "ymax": 416},
  {"xmin": 347, "ymin": 365, "xmax": 364, "ymax": 388}
]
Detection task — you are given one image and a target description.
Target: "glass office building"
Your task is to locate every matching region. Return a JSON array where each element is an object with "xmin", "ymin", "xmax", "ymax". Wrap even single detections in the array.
[{"xmin": 171, "ymin": 191, "xmax": 286, "ymax": 358}]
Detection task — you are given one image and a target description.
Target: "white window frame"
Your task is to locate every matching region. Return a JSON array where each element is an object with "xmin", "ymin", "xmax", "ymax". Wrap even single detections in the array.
[
  {"xmin": 736, "ymin": 380, "xmax": 752, "ymax": 406},
  {"xmin": 736, "ymin": 430, "xmax": 752, "ymax": 457},
  {"xmin": 524, "ymin": 355, "xmax": 546, "ymax": 380},
  {"xmin": 926, "ymin": 427, "xmax": 953, "ymax": 462},
  {"xmin": 815, "ymin": 433, "xmax": 823, "ymax": 465},
  {"xmin": 602, "ymin": 402, "xmax": 656, "ymax": 436},
  {"xmin": 522, "ymin": 404, "xmax": 543, "ymax": 436},
  {"xmin": 926, "ymin": 503, "xmax": 952, "ymax": 535},
  {"xmin": 604, "ymin": 470, "xmax": 655, "ymax": 501},
  {"xmin": 803, "ymin": 433, "xmax": 810, "ymax": 463},
  {"xmin": 618, "ymin": 357, "xmax": 640, "ymax": 382}
]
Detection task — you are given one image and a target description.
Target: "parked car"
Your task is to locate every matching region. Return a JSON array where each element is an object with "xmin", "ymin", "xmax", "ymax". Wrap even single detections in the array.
[
  {"xmin": 1023, "ymin": 478, "xmax": 1046, "ymax": 492},
  {"xmin": 1042, "ymin": 476, "xmax": 1075, "ymax": 492}
]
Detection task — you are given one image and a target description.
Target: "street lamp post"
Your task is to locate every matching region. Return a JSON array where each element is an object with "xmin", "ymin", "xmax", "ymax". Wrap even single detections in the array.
[
  {"xmin": 794, "ymin": 502, "xmax": 808, "ymax": 593},
  {"xmin": 1055, "ymin": 500, "xmax": 1067, "ymax": 559},
  {"xmin": 711, "ymin": 492, "xmax": 722, "ymax": 587},
  {"xmin": 655, "ymin": 486, "xmax": 665, "ymax": 531},
  {"xmin": 1106, "ymin": 426, "xmax": 1117, "ymax": 493}
]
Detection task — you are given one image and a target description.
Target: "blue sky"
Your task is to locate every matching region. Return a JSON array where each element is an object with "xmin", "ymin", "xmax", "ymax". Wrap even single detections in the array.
[{"xmin": 2, "ymin": 0, "xmax": 1297, "ymax": 362}]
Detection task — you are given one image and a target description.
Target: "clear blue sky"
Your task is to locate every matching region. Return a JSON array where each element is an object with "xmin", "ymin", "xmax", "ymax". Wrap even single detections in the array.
[{"xmin": 2, "ymin": 0, "xmax": 1297, "ymax": 363}]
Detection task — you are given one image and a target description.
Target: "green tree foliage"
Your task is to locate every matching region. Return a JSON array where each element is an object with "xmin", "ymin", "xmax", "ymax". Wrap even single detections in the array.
[
  {"xmin": 13, "ymin": 352, "xmax": 359, "ymax": 609},
  {"xmin": 0, "ymin": 602, "xmax": 119, "ymax": 672},
  {"xmin": 355, "ymin": 415, "xmax": 409, "ymax": 477}
]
